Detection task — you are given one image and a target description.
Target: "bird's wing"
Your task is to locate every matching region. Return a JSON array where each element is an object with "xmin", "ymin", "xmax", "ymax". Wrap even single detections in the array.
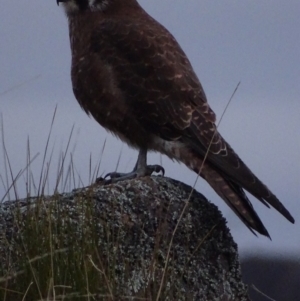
[
  {"xmin": 91, "ymin": 17, "xmax": 224, "ymax": 152},
  {"xmin": 91, "ymin": 17, "xmax": 294, "ymax": 227}
]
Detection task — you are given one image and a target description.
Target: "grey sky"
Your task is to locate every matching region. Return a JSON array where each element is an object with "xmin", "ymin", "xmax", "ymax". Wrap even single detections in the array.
[{"xmin": 0, "ymin": 1, "xmax": 299, "ymax": 257}]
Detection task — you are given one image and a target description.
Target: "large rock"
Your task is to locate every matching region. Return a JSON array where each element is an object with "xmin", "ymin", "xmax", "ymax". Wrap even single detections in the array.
[{"xmin": 0, "ymin": 176, "xmax": 250, "ymax": 300}]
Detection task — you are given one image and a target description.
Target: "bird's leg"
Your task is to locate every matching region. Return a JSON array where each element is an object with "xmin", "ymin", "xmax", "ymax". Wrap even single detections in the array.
[{"xmin": 100, "ymin": 148, "xmax": 164, "ymax": 184}]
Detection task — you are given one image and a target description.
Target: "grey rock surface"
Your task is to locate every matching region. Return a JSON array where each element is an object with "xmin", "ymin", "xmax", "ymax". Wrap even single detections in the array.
[{"xmin": 0, "ymin": 176, "xmax": 250, "ymax": 300}]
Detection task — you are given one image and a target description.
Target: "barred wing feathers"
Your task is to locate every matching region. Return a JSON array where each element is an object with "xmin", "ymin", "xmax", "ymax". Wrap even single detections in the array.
[{"xmin": 90, "ymin": 17, "xmax": 294, "ymax": 235}]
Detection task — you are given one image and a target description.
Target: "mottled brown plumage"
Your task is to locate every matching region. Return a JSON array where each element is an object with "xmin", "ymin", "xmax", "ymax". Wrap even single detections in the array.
[{"xmin": 58, "ymin": 0, "xmax": 294, "ymax": 237}]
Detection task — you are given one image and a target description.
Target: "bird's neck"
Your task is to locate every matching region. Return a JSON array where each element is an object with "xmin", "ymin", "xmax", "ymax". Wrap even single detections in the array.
[{"xmin": 67, "ymin": 14, "xmax": 94, "ymax": 57}]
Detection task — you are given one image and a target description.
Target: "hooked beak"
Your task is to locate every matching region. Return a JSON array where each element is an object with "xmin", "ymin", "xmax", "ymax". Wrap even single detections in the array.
[{"xmin": 56, "ymin": 0, "xmax": 66, "ymax": 5}]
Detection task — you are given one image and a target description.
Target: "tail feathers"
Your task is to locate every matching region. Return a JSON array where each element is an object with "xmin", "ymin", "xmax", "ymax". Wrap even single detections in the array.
[
  {"xmin": 199, "ymin": 166, "xmax": 271, "ymax": 237},
  {"xmin": 209, "ymin": 143, "xmax": 295, "ymax": 224},
  {"xmin": 242, "ymin": 176, "xmax": 295, "ymax": 224},
  {"xmin": 161, "ymin": 141, "xmax": 294, "ymax": 236},
  {"xmin": 191, "ymin": 140, "xmax": 295, "ymax": 225}
]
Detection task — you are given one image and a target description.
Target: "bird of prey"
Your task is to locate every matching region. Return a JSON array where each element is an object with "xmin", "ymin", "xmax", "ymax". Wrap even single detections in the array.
[{"xmin": 57, "ymin": 0, "xmax": 294, "ymax": 237}]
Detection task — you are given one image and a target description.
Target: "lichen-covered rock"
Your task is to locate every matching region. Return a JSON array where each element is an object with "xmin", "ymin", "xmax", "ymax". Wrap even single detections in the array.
[{"xmin": 0, "ymin": 176, "xmax": 250, "ymax": 300}]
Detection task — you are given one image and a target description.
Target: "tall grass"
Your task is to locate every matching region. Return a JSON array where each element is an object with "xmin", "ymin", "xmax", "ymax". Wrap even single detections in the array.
[{"xmin": 0, "ymin": 109, "xmax": 111, "ymax": 300}]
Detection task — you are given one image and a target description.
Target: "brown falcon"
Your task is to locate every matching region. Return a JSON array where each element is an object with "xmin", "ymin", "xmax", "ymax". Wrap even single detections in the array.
[{"xmin": 57, "ymin": 0, "xmax": 294, "ymax": 237}]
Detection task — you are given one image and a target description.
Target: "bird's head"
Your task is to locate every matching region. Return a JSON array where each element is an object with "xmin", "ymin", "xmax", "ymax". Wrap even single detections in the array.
[{"xmin": 57, "ymin": 0, "xmax": 111, "ymax": 14}]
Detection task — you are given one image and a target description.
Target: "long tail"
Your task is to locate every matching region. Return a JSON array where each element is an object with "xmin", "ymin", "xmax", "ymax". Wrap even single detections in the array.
[
  {"xmin": 162, "ymin": 141, "xmax": 294, "ymax": 237},
  {"xmin": 198, "ymin": 164, "xmax": 270, "ymax": 237},
  {"xmin": 207, "ymin": 142, "xmax": 295, "ymax": 224}
]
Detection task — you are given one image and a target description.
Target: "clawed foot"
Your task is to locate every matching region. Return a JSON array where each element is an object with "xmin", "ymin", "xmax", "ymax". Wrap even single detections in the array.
[{"xmin": 96, "ymin": 164, "xmax": 164, "ymax": 185}]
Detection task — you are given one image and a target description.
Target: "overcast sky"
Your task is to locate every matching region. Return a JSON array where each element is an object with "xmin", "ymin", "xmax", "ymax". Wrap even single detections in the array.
[{"xmin": 0, "ymin": 1, "xmax": 299, "ymax": 258}]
